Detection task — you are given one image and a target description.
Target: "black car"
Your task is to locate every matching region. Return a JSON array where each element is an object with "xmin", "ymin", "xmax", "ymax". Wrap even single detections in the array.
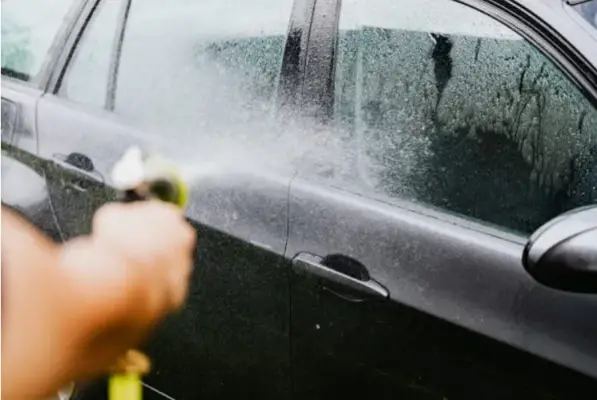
[{"xmin": 2, "ymin": 0, "xmax": 597, "ymax": 399}]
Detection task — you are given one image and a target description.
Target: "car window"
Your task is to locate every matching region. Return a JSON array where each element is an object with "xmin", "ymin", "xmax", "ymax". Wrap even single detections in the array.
[
  {"xmin": 59, "ymin": 0, "xmax": 294, "ymax": 139},
  {"xmin": 330, "ymin": 0, "xmax": 597, "ymax": 234},
  {"xmin": 115, "ymin": 0, "xmax": 293, "ymax": 136},
  {"xmin": 59, "ymin": 0, "xmax": 122, "ymax": 108},
  {"xmin": 1, "ymin": 0, "xmax": 76, "ymax": 82}
]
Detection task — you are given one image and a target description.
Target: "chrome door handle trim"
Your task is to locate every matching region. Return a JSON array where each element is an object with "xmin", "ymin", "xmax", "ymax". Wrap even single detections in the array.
[
  {"xmin": 52, "ymin": 155, "xmax": 104, "ymax": 183},
  {"xmin": 292, "ymin": 253, "xmax": 389, "ymax": 299}
]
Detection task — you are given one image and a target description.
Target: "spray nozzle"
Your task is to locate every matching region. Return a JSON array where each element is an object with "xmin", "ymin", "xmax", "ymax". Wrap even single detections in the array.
[{"xmin": 112, "ymin": 146, "xmax": 188, "ymax": 208}]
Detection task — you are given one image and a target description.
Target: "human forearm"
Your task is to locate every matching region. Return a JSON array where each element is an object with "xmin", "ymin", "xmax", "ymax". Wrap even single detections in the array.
[
  {"xmin": 1, "ymin": 210, "xmax": 148, "ymax": 398},
  {"xmin": 1, "ymin": 202, "xmax": 194, "ymax": 399},
  {"xmin": 55, "ymin": 236, "xmax": 161, "ymax": 379},
  {"xmin": 2, "ymin": 207, "xmax": 74, "ymax": 399}
]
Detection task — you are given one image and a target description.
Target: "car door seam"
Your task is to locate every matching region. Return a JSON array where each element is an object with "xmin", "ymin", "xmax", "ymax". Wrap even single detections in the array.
[{"xmin": 32, "ymin": 91, "xmax": 66, "ymax": 242}]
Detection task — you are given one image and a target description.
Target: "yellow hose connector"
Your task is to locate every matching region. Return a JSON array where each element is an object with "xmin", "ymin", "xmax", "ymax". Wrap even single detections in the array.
[{"xmin": 108, "ymin": 350, "xmax": 151, "ymax": 400}]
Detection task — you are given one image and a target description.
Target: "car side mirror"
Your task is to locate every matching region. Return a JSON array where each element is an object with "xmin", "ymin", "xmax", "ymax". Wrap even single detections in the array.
[{"xmin": 523, "ymin": 205, "xmax": 597, "ymax": 294}]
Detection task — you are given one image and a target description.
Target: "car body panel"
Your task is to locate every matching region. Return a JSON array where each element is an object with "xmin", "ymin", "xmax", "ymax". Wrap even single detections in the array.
[
  {"xmin": 1, "ymin": 81, "xmax": 62, "ymax": 242},
  {"xmin": 35, "ymin": 93, "xmax": 293, "ymax": 399},
  {"xmin": 286, "ymin": 177, "xmax": 597, "ymax": 398},
  {"xmin": 286, "ymin": 0, "xmax": 597, "ymax": 398},
  {"xmin": 16, "ymin": 0, "xmax": 302, "ymax": 396},
  {"xmin": 2, "ymin": 0, "xmax": 597, "ymax": 399}
]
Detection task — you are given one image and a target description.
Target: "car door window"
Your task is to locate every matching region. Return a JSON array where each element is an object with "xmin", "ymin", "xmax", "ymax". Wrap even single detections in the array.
[
  {"xmin": 330, "ymin": 0, "xmax": 597, "ymax": 234},
  {"xmin": 58, "ymin": 0, "xmax": 294, "ymax": 140},
  {"xmin": 1, "ymin": 0, "xmax": 76, "ymax": 82},
  {"xmin": 59, "ymin": 0, "xmax": 122, "ymax": 108}
]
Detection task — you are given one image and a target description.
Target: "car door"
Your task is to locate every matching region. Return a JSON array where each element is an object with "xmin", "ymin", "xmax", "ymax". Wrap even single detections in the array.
[
  {"xmin": 35, "ymin": 0, "xmax": 303, "ymax": 398},
  {"xmin": 287, "ymin": 0, "xmax": 597, "ymax": 399},
  {"xmin": 1, "ymin": 0, "xmax": 82, "ymax": 240}
]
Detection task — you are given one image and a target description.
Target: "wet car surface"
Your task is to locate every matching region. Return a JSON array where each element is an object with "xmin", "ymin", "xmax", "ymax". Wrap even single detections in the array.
[{"xmin": 2, "ymin": 0, "xmax": 597, "ymax": 399}]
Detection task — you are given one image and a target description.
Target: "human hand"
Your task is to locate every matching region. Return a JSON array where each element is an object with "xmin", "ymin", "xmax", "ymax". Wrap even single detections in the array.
[
  {"xmin": 91, "ymin": 200, "xmax": 196, "ymax": 316},
  {"xmin": 56, "ymin": 201, "xmax": 196, "ymax": 381},
  {"xmin": 1, "ymin": 201, "xmax": 195, "ymax": 399}
]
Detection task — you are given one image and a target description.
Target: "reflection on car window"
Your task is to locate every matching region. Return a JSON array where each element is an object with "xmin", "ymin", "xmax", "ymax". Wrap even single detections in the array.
[
  {"xmin": 574, "ymin": 0, "xmax": 597, "ymax": 29},
  {"xmin": 113, "ymin": 0, "xmax": 293, "ymax": 137},
  {"xmin": 1, "ymin": 0, "xmax": 75, "ymax": 82},
  {"xmin": 331, "ymin": 0, "xmax": 597, "ymax": 234}
]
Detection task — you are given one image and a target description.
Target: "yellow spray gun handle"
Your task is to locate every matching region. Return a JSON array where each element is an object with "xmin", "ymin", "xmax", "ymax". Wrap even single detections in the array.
[
  {"xmin": 108, "ymin": 350, "xmax": 151, "ymax": 400},
  {"xmin": 109, "ymin": 148, "xmax": 189, "ymax": 400}
]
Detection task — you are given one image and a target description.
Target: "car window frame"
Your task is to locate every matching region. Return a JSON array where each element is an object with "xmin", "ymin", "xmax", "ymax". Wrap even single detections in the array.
[
  {"xmin": 48, "ymin": 0, "xmax": 313, "ymax": 115},
  {"xmin": 276, "ymin": 0, "xmax": 317, "ymax": 115},
  {"xmin": 563, "ymin": 0, "xmax": 597, "ymax": 40},
  {"xmin": 55, "ymin": 0, "xmax": 127, "ymax": 110},
  {"xmin": 1, "ymin": 0, "xmax": 86, "ymax": 91},
  {"xmin": 300, "ymin": 0, "xmax": 597, "ymax": 238},
  {"xmin": 105, "ymin": 0, "xmax": 131, "ymax": 111},
  {"xmin": 480, "ymin": 0, "xmax": 597, "ymax": 105},
  {"xmin": 47, "ymin": 0, "xmax": 115, "ymax": 96}
]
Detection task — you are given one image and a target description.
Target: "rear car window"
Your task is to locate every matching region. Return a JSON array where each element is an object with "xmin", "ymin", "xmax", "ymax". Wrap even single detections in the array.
[
  {"xmin": 114, "ymin": 0, "xmax": 292, "ymax": 135},
  {"xmin": 59, "ymin": 0, "xmax": 122, "ymax": 108},
  {"xmin": 1, "ymin": 0, "xmax": 75, "ymax": 82},
  {"xmin": 59, "ymin": 0, "xmax": 294, "ymax": 139}
]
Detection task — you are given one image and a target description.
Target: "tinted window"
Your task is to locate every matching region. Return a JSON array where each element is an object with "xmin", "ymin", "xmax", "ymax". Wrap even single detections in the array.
[
  {"xmin": 59, "ymin": 0, "xmax": 122, "ymax": 108},
  {"xmin": 1, "ymin": 0, "xmax": 75, "ymax": 82},
  {"xmin": 113, "ymin": 0, "xmax": 293, "ymax": 135},
  {"xmin": 332, "ymin": 0, "xmax": 597, "ymax": 234}
]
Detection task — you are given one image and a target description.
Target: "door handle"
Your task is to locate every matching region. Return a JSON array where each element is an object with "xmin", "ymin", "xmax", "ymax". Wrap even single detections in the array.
[
  {"xmin": 67, "ymin": 181, "xmax": 92, "ymax": 193},
  {"xmin": 292, "ymin": 253, "xmax": 389, "ymax": 299},
  {"xmin": 52, "ymin": 152, "xmax": 104, "ymax": 188}
]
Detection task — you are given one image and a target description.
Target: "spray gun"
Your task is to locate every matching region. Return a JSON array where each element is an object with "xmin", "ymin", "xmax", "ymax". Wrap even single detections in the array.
[
  {"xmin": 112, "ymin": 146, "xmax": 188, "ymax": 208},
  {"xmin": 107, "ymin": 146, "xmax": 189, "ymax": 400}
]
